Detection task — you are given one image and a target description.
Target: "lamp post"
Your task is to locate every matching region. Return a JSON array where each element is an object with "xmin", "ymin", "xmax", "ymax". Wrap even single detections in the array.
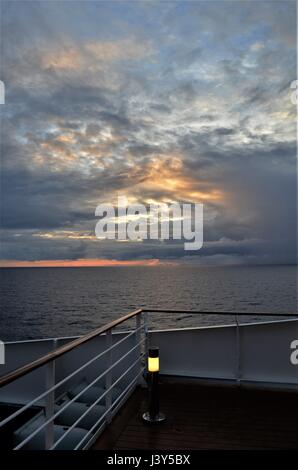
[{"xmin": 142, "ymin": 346, "xmax": 166, "ymax": 423}]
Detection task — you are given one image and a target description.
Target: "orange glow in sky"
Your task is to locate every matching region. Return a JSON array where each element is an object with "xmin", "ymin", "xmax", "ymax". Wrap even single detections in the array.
[{"xmin": 0, "ymin": 258, "xmax": 163, "ymax": 268}]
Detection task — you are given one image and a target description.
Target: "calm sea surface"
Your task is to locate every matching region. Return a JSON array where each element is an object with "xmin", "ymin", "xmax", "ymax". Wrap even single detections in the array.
[{"xmin": 0, "ymin": 265, "xmax": 297, "ymax": 341}]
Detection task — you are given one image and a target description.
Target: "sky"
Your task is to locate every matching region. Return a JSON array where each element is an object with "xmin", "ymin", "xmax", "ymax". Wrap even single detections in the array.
[{"xmin": 0, "ymin": 0, "xmax": 297, "ymax": 267}]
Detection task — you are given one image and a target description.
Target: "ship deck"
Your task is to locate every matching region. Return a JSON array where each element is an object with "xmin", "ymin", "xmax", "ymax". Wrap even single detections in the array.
[{"xmin": 93, "ymin": 380, "xmax": 298, "ymax": 450}]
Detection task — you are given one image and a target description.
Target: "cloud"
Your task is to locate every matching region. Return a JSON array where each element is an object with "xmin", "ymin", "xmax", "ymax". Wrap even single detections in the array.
[
  {"xmin": 0, "ymin": 0, "xmax": 296, "ymax": 265},
  {"xmin": 37, "ymin": 37, "xmax": 153, "ymax": 83}
]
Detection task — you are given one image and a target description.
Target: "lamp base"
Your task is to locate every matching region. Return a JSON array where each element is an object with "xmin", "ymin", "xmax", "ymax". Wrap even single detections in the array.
[{"xmin": 142, "ymin": 412, "xmax": 166, "ymax": 424}]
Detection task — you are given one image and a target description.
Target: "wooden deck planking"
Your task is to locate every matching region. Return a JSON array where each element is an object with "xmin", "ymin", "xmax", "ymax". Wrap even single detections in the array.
[{"xmin": 93, "ymin": 381, "xmax": 298, "ymax": 450}]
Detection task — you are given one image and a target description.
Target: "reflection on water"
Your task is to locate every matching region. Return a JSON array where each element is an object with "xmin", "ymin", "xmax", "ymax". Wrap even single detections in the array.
[{"xmin": 0, "ymin": 265, "xmax": 297, "ymax": 341}]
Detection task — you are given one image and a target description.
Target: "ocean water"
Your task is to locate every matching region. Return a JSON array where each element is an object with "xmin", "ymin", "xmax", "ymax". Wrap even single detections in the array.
[{"xmin": 0, "ymin": 265, "xmax": 297, "ymax": 342}]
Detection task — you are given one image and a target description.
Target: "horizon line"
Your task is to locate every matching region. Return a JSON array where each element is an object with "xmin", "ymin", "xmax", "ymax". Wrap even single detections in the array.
[
  {"xmin": 0, "ymin": 259, "xmax": 296, "ymax": 268},
  {"xmin": 0, "ymin": 258, "xmax": 169, "ymax": 268}
]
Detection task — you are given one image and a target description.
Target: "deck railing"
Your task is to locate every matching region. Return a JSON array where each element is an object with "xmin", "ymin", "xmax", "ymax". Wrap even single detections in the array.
[
  {"xmin": 0, "ymin": 309, "xmax": 297, "ymax": 450},
  {"xmin": 0, "ymin": 308, "xmax": 146, "ymax": 450}
]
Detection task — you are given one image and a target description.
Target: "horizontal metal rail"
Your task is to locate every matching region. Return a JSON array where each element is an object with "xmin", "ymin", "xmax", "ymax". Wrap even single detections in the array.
[
  {"xmin": 75, "ymin": 367, "xmax": 145, "ymax": 450},
  {"xmin": 1, "ymin": 308, "xmax": 297, "ymax": 451},
  {"xmin": 14, "ymin": 343, "xmax": 145, "ymax": 450},
  {"xmin": 50, "ymin": 353, "xmax": 145, "ymax": 450},
  {"xmin": 0, "ymin": 325, "xmax": 143, "ymax": 428},
  {"xmin": 143, "ymin": 309, "xmax": 298, "ymax": 316},
  {"xmin": 0, "ymin": 308, "xmax": 143, "ymax": 388},
  {"xmin": 1, "ymin": 310, "xmax": 296, "ymax": 391}
]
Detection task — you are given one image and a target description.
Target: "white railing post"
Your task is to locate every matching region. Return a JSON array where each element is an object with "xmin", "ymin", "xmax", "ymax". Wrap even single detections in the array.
[
  {"xmin": 235, "ymin": 314, "xmax": 241, "ymax": 385},
  {"xmin": 143, "ymin": 311, "xmax": 149, "ymax": 352},
  {"xmin": 136, "ymin": 313, "xmax": 142, "ymax": 384},
  {"xmin": 45, "ymin": 359, "xmax": 55, "ymax": 449},
  {"xmin": 143, "ymin": 311, "xmax": 149, "ymax": 376},
  {"xmin": 105, "ymin": 329, "xmax": 112, "ymax": 423}
]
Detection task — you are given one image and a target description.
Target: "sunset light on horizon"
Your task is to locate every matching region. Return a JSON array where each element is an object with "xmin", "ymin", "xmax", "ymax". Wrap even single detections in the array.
[{"xmin": 0, "ymin": 258, "xmax": 164, "ymax": 268}]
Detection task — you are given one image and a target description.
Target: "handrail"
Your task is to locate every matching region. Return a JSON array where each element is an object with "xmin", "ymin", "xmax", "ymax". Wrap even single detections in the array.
[
  {"xmin": 143, "ymin": 309, "xmax": 298, "ymax": 316},
  {"xmin": 74, "ymin": 367, "xmax": 145, "ymax": 450},
  {"xmin": 50, "ymin": 351, "xmax": 145, "ymax": 451},
  {"xmin": 14, "ymin": 340, "xmax": 146, "ymax": 449},
  {"xmin": 0, "ymin": 325, "xmax": 144, "ymax": 428},
  {"xmin": 0, "ymin": 307, "xmax": 297, "ymax": 450},
  {"xmin": 1, "ymin": 308, "xmax": 297, "ymax": 388},
  {"xmin": 0, "ymin": 308, "xmax": 142, "ymax": 388}
]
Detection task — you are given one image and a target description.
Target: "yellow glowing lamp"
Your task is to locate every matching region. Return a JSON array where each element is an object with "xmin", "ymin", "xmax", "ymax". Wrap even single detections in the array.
[
  {"xmin": 143, "ymin": 346, "xmax": 165, "ymax": 423},
  {"xmin": 148, "ymin": 347, "xmax": 159, "ymax": 372}
]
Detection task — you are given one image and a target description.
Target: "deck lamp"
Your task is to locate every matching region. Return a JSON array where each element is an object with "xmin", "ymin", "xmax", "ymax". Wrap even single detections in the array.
[{"xmin": 142, "ymin": 346, "xmax": 166, "ymax": 423}]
